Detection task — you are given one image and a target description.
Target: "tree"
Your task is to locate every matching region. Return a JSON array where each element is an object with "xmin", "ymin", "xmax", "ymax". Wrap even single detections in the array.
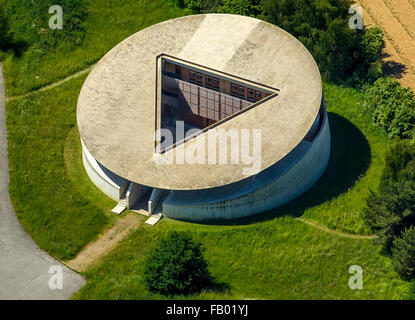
[
  {"xmin": 364, "ymin": 140, "xmax": 415, "ymax": 251},
  {"xmin": 312, "ymin": 17, "xmax": 360, "ymax": 82},
  {"xmin": 361, "ymin": 27, "xmax": 384, "ymax": 63},
  {"xmin": 362, "ymin": 77, "xmax": 415, "ymax": 138},
  {"xmin": 392, "ymin": 226, "xmax": 415, "ymax": 280},
  {"xmin": 218, "ymin": 0, "xmax": 261, "ymax": 16},
  {"xmin": 259, "ymin": 0, "xmax": 384, "ymax": 84},
  {"xmin": 381, "ymin": 140, "xmax": 415, "ymax": 185},
  {"xmin": 143, "ymin": 231, "xmax": 213, "ymax": 296},
  {"xmin": 33, "ymin": 0, "xmax": 88, "ymax": 47},
  {"xmin": 178, "ymin": 0, "xmax": 385, "ymax": 84},
  {"xmin": 2, "ymin": 0, "xmax": 88, "ymax": 51},
  {"xmin": 181, "ymin": 0, "xmax": 222, "ymax": 13},
  {"xmin": 0, "ymin": 4, "xmax": 12, "ymax": 51},
  {"xmin": 364, "ymin": 180, "xmax": 415, "ymax": 251}
]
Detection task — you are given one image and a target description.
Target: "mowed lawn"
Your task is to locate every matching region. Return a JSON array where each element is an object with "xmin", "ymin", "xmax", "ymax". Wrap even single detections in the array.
[
  {"xmin": 2, "ymin": 0, "xmax": 190, "ymax": 96},
  {"xmin": 5, "ymin": 75, "xmax": 112, "ymax": 260},
  {"xmin": 71, "ymin": 84, "xmax": 408, "ymax": 300},
  {"xmin": 3, "ymin": 0, "xmax": 410, "ymax": 299},
  {"xmin": 267, "ymin": 83, "xmax": 391, "ymax": 235},
  {"xmin": 73, "ymin": 216, "xmax": 409, "ymax": 300},
  {"xmin": 4, "ymin": 0, "xmax": 190, "ymax": 260},
  {"xmin": 6, "ymin": 69, "xmax": 408, "ymax": 298}
]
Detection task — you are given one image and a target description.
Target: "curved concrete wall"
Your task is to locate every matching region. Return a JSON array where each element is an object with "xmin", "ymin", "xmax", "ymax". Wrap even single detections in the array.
[
  {"xmin": 82, "ymin": 139, "xmax": 128, "ymax": 201},
  {"xmin": 81, "ymin": 103, "xmax": 330, "ymax": 221},
  {"xmin": 162, "ymin": 107, "xmax": 331, "ymax": 221}
]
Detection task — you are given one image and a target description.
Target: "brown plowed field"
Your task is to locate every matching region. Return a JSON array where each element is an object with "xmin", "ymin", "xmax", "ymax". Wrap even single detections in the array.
[{"xmin": 359, "ymin": 0, "xmax": 415, "ymax": 91}]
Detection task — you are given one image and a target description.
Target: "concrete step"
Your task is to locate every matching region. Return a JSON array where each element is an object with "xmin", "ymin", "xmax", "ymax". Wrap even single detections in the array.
[
  {"xmin": 111, "ymin": 199, "xmax": 127, "ymax": 215},
  {"xmin": 152, "ymin": 191, "xmax": 170, "ymax": 214},
  {"xmin": 145, "ymin": 213, "xmax": 162, "ymax": 226}
]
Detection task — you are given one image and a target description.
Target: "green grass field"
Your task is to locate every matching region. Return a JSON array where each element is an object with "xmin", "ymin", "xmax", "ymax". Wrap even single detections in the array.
[
  {"xmin": 3, "ymin": 0, "xmax": 190, "ymax": 96},
  {"xmin": 288, "ymin": 83, "xmax": 391, "ymax": 235},
  {"xmin": 73, "ymin": 217, "xmax": 409, "ymax": 300},
  {"xmin": 6, "ymin": 75, "xmax": 111, "ymax": 260},
  {"xmin": 3, "ymin": 0, "xmax": 410, "ymax": 299},
  {"xmin": 70, "ymin": 83, "xmax": 407, "ymax": 300}
]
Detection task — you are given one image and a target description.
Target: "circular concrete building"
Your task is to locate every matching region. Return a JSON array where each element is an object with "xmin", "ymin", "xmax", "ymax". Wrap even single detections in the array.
[{"xmin": 77, "ymin": 14, "xmax": 331, "ymax": 222}]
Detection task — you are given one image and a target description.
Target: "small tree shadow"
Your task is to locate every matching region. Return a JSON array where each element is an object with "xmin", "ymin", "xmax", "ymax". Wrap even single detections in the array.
[
  {"xmin": 167, "ymin": 277, "xmax": 231, "ymax": 298},
  {"xmin": 208, "ymin": 277, "xmax": 231, "ymax": 293},
  {"xmin": 1, "ymin": 40, "xmax": 27, "ymax": 58},
  {"xmin": 9, "ymin": 40, "xmax": 27, "ymax": 57},
  {"xmin": 380, "ymin": 52, "xmax": 408, "ymax": 80},
  {"xmin": 200, "ymin": 112, "xmax": 372, "ymax": 226}
]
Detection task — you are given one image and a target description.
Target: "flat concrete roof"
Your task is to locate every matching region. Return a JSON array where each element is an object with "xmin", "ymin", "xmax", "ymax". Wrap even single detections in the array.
[{"xmin": 77, "ymin": 14, "xmax": 322, "ymax": 190}]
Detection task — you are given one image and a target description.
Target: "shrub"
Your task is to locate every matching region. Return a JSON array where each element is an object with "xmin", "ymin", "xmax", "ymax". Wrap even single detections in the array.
[
  {"xmin": 364, "ymin": 180, "xmax": 415, "ymax": 251},
  {"xmin": 361, "ymin": 27, "xmax": 384, "ymax": 63},
  {"xmin": 143, "ymin": 231, "xmax": 213, "ymax": 296},
  {"xmin": 366, "ymin": 61, "xmax": 384, "ymax": 82},
  {"xmin": 2, "ymin": 0, "xmax": 88, "ymax": 50},
  {"xmin": 392, "ymin": 226, "xmax": 415, "ymax": 280},
  {"xmin": 362, "ymin": 77, "xmax": 415, "ymax": 138},
  {"xmin": 180, "ymin": 0, "xmax": 222, "ymax": 13},
  {"xmin": 218, "ymin": 0, "xmax": 261, "ymax": 16},
  {"xmin": 0, "ymin": 3, "xmax": 14, "ymax": 52},
  {"xmin": 364, "ymin": 140, "xmax": 415, "ymax": 250},
  {"xmin": 178, "ymin": 0, "xmax": 385, "ymax": 85},
  {"xmin": 260, "ymin": 0, "xmax": 358, "ymax": 83},
  {"xmin": 381, "ymin": 140, "xmax": 415, "ymax": 184}
]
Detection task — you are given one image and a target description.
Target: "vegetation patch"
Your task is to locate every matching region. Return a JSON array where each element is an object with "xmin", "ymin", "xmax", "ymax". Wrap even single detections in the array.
[
  {"xmin": 178, "ymin": 0, "xmax": 385, "ymax": 85},
  {"xmin": 144, "ymin": 231, "xmax": 218, "ymax": 296},
  {"xmin": 233, "ymin": 83, "xmax": 390, "ymax": 235},
  {"xmin": 2, "ymin": 0, "xmax": 88, "ymax": 48},
  {"xmin": 362, "ymin": 77, "xmax": 415, "ymax": 138},
  {"xmin": 6, "ymin": 75, "xmax": 109, "ymax": 260},
  {"xmin": 364, "ymin": 140, "xmax": 415, "ymax": 281},
  {"xmin": 1, "ymin": 0, "xmax": 189, "ymax": 96},
  {"xmin": 3, "ymin": 0, "xmax": 414, "ymax": 299},
  {"xmin": 73, "ymin": 217, "xmax": 410, "ymax": 300},
  {"xmin": 392, "ymin": 226, "xmax": 415, "ymax": 281},
  {"xmin": 64, "ymin": 126, "xmax": 117, "ymax": 217}
]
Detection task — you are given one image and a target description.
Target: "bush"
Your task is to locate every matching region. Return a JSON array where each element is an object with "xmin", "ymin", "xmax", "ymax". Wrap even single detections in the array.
[
  {"xmin": 0, "ymin": 4, "xmax": 12, "ymax": 51},
  {"xmin": 361, "ymin": 27, "xmax": 384, "ymax": 63},
  {"xmin": 392, "ymin": 227, "xmax": 415, "ymax": 280},
  {"xmin": 2, "ymin": 0, "xmax": 88, "ymax": 50},
  {"xmin": 364, "ymin": 140, "xmax": 415, "ymax": 250},
  {"xmin": 366, "ymin": 61, "xmax": 384, "ymax": 83},
  {"xmin": 260, "ymin": 0, "xmax": 384, "ymax": 84},
  {"xmin": 260, "ymin": 0, "xmax": 355, "ymax": 82},
  {"xmin": 143, "ymin": 231, "xmax": 213, "ymax": 296},
  {"xmin": 178, "ymin": 0, "xmax": 384, "ymax": 85},
  {"xmin": 364, "ymin": 180, "xmax": 415, "ymax": 251},
  {"xmin": 362, "ymin": 77, "xmax": 415, "ymax": 138},
  {"xmin": 218, "ymin": 0, "xmax": 261, "ymax": 16},
  {"xmin": 179, "ymin": 0, "xmax": 222, "ymax": 13},
  {"xmin": 381, "ymin": 140, "xmax": 415, "ymax": 184}
]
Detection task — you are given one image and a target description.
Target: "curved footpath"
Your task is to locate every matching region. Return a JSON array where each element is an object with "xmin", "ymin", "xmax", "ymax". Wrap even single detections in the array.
[
  {"xmin": 0, "ymin": 61, "xmax": 376, "ymax": 299},
  {"xmin": 0, "ymin": 65, "xmax": 85, "ymax": 299}
]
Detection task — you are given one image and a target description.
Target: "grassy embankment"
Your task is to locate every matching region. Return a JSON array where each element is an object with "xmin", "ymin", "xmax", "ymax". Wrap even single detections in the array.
[
  {"xmin": 4, "ymin": 0, "xmax": 190, "ymax": 260},
  {"xmin": 3, "ymin": 0, "xmax": 408, "ymax": 298}
]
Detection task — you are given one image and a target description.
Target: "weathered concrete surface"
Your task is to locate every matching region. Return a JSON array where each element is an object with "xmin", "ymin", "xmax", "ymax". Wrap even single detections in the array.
[
  {"xmin": 0, "ymin": 66, "xmax": 85, "ymax": 299},
  {"xmin": 77, "ymin": 14, "xmax": 323, "ymax": 190},
  {"xmin": 163, "ymin": 108, "xmax": 330, "ymax": 221},
  {"xmin": 82, "ymin": 138, "xmax": 128, "ymax": 201}
]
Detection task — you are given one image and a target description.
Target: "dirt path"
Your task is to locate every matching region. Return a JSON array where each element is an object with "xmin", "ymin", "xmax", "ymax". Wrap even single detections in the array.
[
  {"xmin": 359, "ymin": 0, "xmax": 415, "ymax": 91},
  {"xmin": 65, "ymin": 214, "xmax": 143, "ymax": 272},
  {"xmin": 296, "ymin": 217, "xmax": 376, "ymax": 240}
]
